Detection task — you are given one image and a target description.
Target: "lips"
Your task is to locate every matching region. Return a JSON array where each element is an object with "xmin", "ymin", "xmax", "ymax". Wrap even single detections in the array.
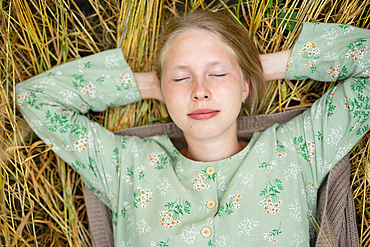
[{"xmin": 187, "ymin": 109, "xmax": 220, "ymax": 120}]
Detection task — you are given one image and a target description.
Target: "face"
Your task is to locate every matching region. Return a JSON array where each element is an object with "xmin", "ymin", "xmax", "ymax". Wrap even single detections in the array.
[{"xmin": 162, "ymin": 29, "xmax": 250, "ymax": 142}]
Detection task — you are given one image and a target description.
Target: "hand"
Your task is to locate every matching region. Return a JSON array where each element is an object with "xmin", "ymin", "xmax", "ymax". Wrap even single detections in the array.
[
  {"xmin": 259, "ymin": 49, "xmax": 292, "ymax": 81},
  {"xmin": 134, "ymin": 71, "xmax": 164, "ymax": 102}
]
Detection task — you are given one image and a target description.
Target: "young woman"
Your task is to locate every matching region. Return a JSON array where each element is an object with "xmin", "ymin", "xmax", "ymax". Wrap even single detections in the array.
[{"xmin": 16, "ymin": 11, "xmax": 370, "ymax": 246}]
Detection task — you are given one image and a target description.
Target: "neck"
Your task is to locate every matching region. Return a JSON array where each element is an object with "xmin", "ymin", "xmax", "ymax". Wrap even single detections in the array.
[{"xmin": 180, "ymin": 123, "xmax": 245, "ymax": 162}]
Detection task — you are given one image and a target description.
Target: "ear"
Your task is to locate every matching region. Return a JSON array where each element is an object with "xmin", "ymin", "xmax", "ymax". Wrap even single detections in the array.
[{"xmin": 242, "ymin": 78, "xmax": 250, "ymax": 102}]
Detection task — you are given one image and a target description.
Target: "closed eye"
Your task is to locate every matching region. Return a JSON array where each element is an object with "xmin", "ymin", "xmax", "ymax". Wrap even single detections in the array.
[
  {"xmin": 174, "ymin": 77, "xmax": 189, "ymax": 82},
  {"xmin": 212, "ymin": 74, "xmax": 226, "ymax": 78}
]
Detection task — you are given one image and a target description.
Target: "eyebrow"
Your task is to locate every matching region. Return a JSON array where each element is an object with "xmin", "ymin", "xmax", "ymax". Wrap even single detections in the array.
[{"xmin": 168, "ymin": 60, "xmax": 231, "ymax": 71}]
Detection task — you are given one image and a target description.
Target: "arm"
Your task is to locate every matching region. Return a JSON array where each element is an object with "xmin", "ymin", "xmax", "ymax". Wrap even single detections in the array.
[
  {"xmin": 15, "ymin": 48, "xmax": 144, "ymax": 205},
  {"xmin": 260, "ymin": 49, "xmax": 292, "ymax": 81},
  {"xmin": 279, "ymin": 22, "xmax": 370, "ymax": 189}
]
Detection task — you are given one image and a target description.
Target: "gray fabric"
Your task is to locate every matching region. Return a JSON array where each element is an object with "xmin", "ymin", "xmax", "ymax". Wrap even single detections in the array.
[{"xmin": 84, "ymin": 109, "xmax": 359, "ymax": 246}]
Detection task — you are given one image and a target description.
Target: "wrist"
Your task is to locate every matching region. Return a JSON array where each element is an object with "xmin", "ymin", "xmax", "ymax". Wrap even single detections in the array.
[
  {"xmin": 134, "ymin": 71, "xmax": 163, "ymax": 101},
  {"xmin": 260, "ymin": 49, "xmax": 292, "ymax": 81}
]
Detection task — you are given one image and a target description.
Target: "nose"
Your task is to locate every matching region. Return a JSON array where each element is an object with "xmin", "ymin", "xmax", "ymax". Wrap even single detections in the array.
[{"xmin": 192, "ymin": 77, "xmax": 211, "ymax": 101}]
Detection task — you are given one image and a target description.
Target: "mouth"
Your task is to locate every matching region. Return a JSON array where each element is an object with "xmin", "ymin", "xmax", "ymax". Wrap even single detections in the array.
[{"xmin": 187, "ymin": 109, "xmax": 220, "ymax": 120}]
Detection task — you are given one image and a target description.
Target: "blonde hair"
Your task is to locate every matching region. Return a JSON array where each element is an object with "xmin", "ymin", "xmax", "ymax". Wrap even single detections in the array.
[{"xmin": 155, "ymin": 10, "xmax": 265, "ymax": 113}]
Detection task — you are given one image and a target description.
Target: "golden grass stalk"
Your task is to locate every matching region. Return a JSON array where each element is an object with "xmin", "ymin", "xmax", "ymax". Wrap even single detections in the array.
[{"xmin": 1, "ymin": 0, "xmax": 369, "ymax": 246}]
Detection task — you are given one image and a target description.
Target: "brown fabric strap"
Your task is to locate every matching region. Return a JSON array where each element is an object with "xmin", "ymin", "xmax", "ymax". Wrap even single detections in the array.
[
  {"xmin": 85, "ymin": 108, "xmax": 359, "ymax": 246},
  {"xmin": 85, "ymin": 185, "xmax": 114, "ymax": 247}
]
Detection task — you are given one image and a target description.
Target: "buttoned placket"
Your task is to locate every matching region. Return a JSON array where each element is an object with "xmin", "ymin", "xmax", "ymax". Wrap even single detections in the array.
[{"xmin": 198, "ymin": 163, "xmax": 219, "ymax": 241}]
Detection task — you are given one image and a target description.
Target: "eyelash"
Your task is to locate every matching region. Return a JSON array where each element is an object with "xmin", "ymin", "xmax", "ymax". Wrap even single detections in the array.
[{"xmin": 173, "ymin": 74, "xmax": 226, "ymax": 82}]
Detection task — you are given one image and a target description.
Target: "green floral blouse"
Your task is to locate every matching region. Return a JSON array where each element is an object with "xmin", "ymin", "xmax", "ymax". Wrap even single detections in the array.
[{"xmin": 16, "ymin": 22, "xmax": 370, "ymax": 246}]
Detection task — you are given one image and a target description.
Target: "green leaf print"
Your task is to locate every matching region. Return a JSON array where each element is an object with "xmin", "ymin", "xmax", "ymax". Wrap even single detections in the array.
[
  {"xmin": 16, "ymin": 91, "xmax": 43, "ymax": 109},
  {"xmin": 294, "ymin": 76, "xmax": 308, "ymax": 80},
  {"xmin": 70, "ymin": 160, "xmax": 85, "ymax": 172},
  {"xmin": 164, "ymin": 198, "xmax": 191, "ymax": 219},
  {"xmin": 356, "ymin": 124, "xmax": 369, "ymax": 137},
  {"xmin": 208, "ymin": 240, "xmax": 213, "ymax": 246},
  {"xmin": 160, "ymin": 198, "xmax": 191, "ymax": 229},
  {"xmin": 151, "ymin": 239, "xmax": 169, "ymax": 247},
  {"xmin": 70, "ymin": 122, "xmax": 87, "ymax": 139},
  {"xmin": 88, "ymin": 156, "xmax": 98, "ymax": 177},
  {"xmin": 315, "ymin": 131, "xmax": 323, "ymax": 141},
  {"xmin": 148, "ymin": 152, "xmax": 170, "ymax": 170},
  {"xmin": 44, "ymin": 110, "xmax": 72, "ymax": 133},
  {"xmin": 263, "ymin": 222, "xmax": 282, "ymax": 244},
  {"xmin": 259, "ymin": 179, "xmax": 283, "ymax": 203},
  {"xmin": 293, "ymin": 136, "xmax": 310, "ymax": 162},
  {"xmin": 258, "ymin": 158, "xmax": 276, "ymax": 173},
  {"xmin": 217, "ymin": 192, "xmax": 241, "ymax": 218},
  {"xmin": 350, "ymin": 78, "xmax": 370, "ymax": 94},
  {"xmin": 112, "ymin": 202, "xmax": 132, "ymax": 226},
  {"xmin": 71, "ymin": 74, "xmax": 88, "ymax": 90}
]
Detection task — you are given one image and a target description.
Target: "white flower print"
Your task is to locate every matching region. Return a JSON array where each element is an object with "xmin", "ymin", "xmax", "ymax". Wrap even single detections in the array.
[
  {"xmin": 252, "ymin": 141, "xmax": 265, "ymax": 154},
  {"xmin": 126, "ymin": 216, "xmax": 134, "ymax": 230},
  {"xmin": 238, "ymin": 145, "xmax": 251, "ymax": 159},
  {"xmin": 355, "ymin": 59, "xmax": 370, "ymax": 70},
  {"xmin": 100, "ymin": 172, "xmax": 112, "ymax": 185},
  {"xmin": 119, "ymin": 238, "xmax": 133, "ymax": 247},
  {"xmin": 237, "ymin": 217, "xmax": 259, "ymax": 237},
  {"xmin": 59, "ymin": 89, "xmax": 77, "ymax": 105},
  {"xmin": 80, "ymin": 81, "xmax": 96, "ymax": 98},
  {"xmin": 180, "ymin": 224, "xmax": 197, "ymax": 245},
  {"xmin": 321, "ymin": 27, "xmax": 338, "ymax": 46},
  {"xmin": 125, "ymin": 90, "xmax": 141, "ymax": 102},
  {"xmin": 282, "ymin": 139, "xmax": 295, "ymax": 152},
  {"xmin": 40, "ymin": 76, "xmax": 56, "ymax": 86},
  {"xmin": 301, "ymin": 183, "xmax": 317, "ymax": 204},
  {"xmin": 198, "ymin": 198, "xmax": 216, "ymax": 214},
  {"xmin": 284, "ymin": 162, "xmax": 303, "ymax": 181},
  {"xmin": 156, "ymin": 177, "xmax": 171, "ymax": 196},
  {"xmin": 264, "ymin": 127, "xmax": 275, "ymax": 136},
  {"xmin": 87, "ymin": 131, "xmax": 94, "ymax": 148},
  {"xmin": 207, "ymin": 216, "xmax": 214, "ymax": 224},
  {"xmin": 303, "ymin": 115, "xmax": 312, "ymax": 131},
  {"xmin": 175, "ymin": 160, "xmax": 184, "ymax": 179},
  {"xmin": 79, "ymin": 103, "xmax": 90, "ymax": 113},
  {"xmin": 311, "ymin": 103, "xmax": 322, "ymax": 120},
  {"xmin": 97, "ymin": 138, "xmax": 104, "ymax": 154},
  {"xmin": 90, "ymin": 122, "xmax": 97, "ymax": 133},
  {"xmin": 290, "ymin": 229, "xmax": 307, "ymax": 246},
  {"xmin": 326, "ymin": 125, "xmax": 343, "ymax": 146},
  {"xmin": 317, "ymin": 156, "xmax": 331, "ymax": 174},
  {"xmin": 335, "ymin": 141, "xmax": 353, "ymax": 161},
  {"xmin": 324, "ymin": 51, "xmax": 339, "ymax": 61},
  {"xmin": 217, "ymin": 169, "xmax": 227, "ymax": 191},
  {"xmin": 29, "ymin": 118, "xmax": 43, "ymax": 133},
  {"xmin": 213, "ymin": 234, "xmax": 230, "ymax": 247},
  {"xmin": 237, "ymin": 170, "xmax": 254, "ymax": 188},
  {"xmin": 133, "ymin": 186, "xmax": 152, "ymax": 208},
  {"xmin": 89, "ymin": 180, "xmax": 104, "ymax": 192},
  {"xmin": 78, "ymin": 60, "xmax": 86, "ymax": 73},
  {"xmin": 280, "ymin": 121, "xmax": 295, "ymax": 132},
  {"xmin": 288, "ymin": 199, "xmax": 302, "ymax": 222},
  {"xmin": 45, "ymin": 138, "xmax": 60, "ymax": 152},
  {"xmin": 341, "ymin": 25, "xmax": 354, "ymax": 35},
  {"xmin": 131, "ymin": 142, "xmax": 142, "ymax": 158},
  {"xmin": 104, "ymin": 54, "xmax": 122, "ymax": 68},
  {"xmin": 135, "ymin": 218, "xmax": 151, "ymax": 236}
]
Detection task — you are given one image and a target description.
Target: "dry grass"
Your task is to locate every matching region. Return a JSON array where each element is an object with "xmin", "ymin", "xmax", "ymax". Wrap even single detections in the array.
[{"xmin": 0, "ymin": 0, "xmax": 369, "ymax": 246}]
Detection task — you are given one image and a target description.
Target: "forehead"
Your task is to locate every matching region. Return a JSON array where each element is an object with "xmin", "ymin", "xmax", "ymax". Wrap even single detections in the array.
[{"xmin": 162, "ymin": 29, "xmax": 237, "ymax": 71}]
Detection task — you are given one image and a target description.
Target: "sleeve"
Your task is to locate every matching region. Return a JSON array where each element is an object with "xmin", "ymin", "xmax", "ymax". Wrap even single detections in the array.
[
  {"xmin": 15, "ymin": 48, "xmax": 142, "ymax": 207},
  {"xmin": 284, "ymin": 22, "xmax": 370, "ymax": 187}
]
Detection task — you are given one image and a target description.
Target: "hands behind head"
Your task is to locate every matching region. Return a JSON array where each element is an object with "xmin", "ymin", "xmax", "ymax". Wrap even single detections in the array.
[{"xmin": 134, "ymin": 71, "xmax": 164, "ymax": 102}]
